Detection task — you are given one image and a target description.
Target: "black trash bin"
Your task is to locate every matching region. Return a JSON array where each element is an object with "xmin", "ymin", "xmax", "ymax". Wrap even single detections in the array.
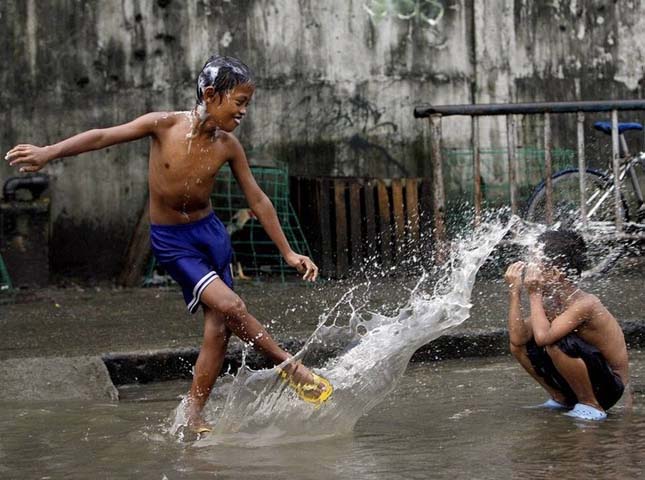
[{"xmin": 0, "ymin": 174, "xmax": 50, "ymax": 288}]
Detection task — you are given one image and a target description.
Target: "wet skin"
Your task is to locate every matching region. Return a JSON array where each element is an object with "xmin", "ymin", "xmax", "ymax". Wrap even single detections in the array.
[
  {"xmin": 5, "ymin": 82, "xmax": 326, "ymax": 427},
  {"xmin": 505, "ymin": 261, "xmax": 629, "ymax": 410},
  {"xmin": 148, "ymin": 84, "xmax": 255, "ymax": 225}
]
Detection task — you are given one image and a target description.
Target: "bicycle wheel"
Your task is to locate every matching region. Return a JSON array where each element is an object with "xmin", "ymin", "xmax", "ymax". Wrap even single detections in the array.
[{"xmin": 525, "ymin": 168, "xmax": 628, "ymax": 276}]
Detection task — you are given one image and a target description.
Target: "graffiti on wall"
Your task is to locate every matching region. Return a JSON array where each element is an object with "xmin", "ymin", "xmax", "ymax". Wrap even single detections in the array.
[{"xmin": 364, "ymin": 0, "xmax": 445, "ymax": 26}]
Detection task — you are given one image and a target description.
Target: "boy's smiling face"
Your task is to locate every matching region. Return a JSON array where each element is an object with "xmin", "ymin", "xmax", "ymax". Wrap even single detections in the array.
[{"xmin": 202, "ymin": 83, "xmax": 255, "ymax": 133}]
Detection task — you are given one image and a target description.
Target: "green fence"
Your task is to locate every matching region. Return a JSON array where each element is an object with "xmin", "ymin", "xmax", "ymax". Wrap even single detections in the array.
[
  {"xmin": 442, "ymin": 147, "xmax": 576, "ymax": 205},
  {"xmin": 211, "ymin": 164, "xmax": 312, "ymax": 280}
]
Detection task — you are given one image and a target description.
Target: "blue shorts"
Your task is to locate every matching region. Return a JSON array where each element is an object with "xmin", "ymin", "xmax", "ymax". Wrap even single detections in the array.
[{"xmin": 150, "ymin": 212, "xmax": 233, "ymax": 314}]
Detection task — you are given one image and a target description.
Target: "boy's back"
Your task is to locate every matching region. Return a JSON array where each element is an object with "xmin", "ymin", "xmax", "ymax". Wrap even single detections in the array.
[{"xmin": 549, "ymin": 291, "xmax": 629, "ymax": 384}]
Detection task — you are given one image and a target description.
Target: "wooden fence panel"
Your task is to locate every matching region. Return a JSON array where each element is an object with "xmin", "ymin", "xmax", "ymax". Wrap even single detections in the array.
[
  {"xmin": 376, "ymin": 180, "xmax": 392, "ymax": 268},
  {"xmin": 364, "ymin": 180, "xmax": 377, "ymax": 262},
  {"xmin": 405, "ymin": 178, "xmax": 420, "ymax": 243},
  {"xmin": 318, "ymin": 178, "xmax": 334, "ymax": 277},
  {"xmin": 391, "ymin": 179, "xmax": 405, "ymax": 258},
  {"xmin": 334, "ymin": 179, "xmax": 348, "ymax": 277},
  {"xmin": 292, "ymin": 176, "xmax": 432, "ymax": 278},
  {"xmin": 349, "ymin": 182, "xmax": 362, "ymax": 268}
]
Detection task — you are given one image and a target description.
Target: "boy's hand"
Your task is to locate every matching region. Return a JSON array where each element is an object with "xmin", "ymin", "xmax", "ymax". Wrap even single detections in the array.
[
  {"xmin": 284, "ymin": 252, "xmax": 319, "ymax": 282},
  {"xmin": 524, "ymin": 263, "xmax": 544, "ymax": 294},
  {"xmin": 5, "ymin": 144, "xmax": 52, "ymax": 172},
  {"xmin": 504, "ymin": 261, "xmax": 525, "ymax": 293}
]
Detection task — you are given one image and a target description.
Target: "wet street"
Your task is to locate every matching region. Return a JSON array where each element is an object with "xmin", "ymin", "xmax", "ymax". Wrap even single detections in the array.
[
  {"xmin": 2, "ymin": 258, "xmax": 644, "ymax": 360},
  {"xmin": 1, "ymin": 354, "xmax": 644, "ymax": 479}
]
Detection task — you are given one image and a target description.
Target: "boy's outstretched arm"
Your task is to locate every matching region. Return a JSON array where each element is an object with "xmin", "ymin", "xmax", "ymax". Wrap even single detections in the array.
[
  {"xmin": 5, "ymin": 113, "xmax": 164, "ymax": 173},
  {"xmin": 229, "ymin": 138, "xmax": 318, "ymax": 281},
  {"xmin": 504, "ymin": 262, "xmax": 532, "ymax": 346},
  {"xmin": 524, "ymin": 264, "xmax": 589, "ymax": 346}
]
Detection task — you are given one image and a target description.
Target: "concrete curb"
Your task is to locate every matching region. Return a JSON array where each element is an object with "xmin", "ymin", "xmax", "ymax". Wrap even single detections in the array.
[
  {"xmin": 0, "ymin": 356, "xmax": 119, "ymax": 401},
  {"xmin": 102, "ymin": 338, "xmax": 305, "ymax": 386},
  {"xmin": 102, "ymin": 322, "xmax": 645, "ymax": 386}
]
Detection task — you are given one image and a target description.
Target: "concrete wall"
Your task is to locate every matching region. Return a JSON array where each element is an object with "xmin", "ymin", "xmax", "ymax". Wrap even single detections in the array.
[{"xmin": 1, "ymin": 0, "xmax": 644, "ymax": 279}]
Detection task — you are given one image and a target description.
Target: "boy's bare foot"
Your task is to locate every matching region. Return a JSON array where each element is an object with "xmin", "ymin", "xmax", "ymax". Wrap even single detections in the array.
[
  {"xmin": 187, "ymin": 416, "xmax": 212, "ymax": 434},
  {"xmin": 185, "ymin": 397, "xmax": 212, "ymax": 433}
]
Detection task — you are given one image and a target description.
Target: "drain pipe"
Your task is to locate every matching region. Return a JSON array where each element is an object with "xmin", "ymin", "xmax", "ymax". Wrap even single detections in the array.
[{"xmin": 3, "ymin": 174, "xmax": 49, "ymax": 201}]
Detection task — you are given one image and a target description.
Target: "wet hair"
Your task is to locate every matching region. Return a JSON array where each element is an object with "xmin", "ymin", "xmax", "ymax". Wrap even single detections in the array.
[
  {"xmin": 537, "ymin": 230, "xmax": 587, "ymax": 278},
  {"xmin": 195, "ymin": 55, "xmax": 254, "ymax": 105}
]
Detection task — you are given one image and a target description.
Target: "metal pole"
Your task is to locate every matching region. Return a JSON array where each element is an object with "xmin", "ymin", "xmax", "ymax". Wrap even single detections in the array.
[
  {"xmin": 611, "ymin": 110, "xmax": 624, "ymax": 232},
  {"xmin": 429, "ymin": 114, "xmax": 447, "ymax": 258},
  {"xmin": 506, "ymin": 114, "xmax": 518, "ymax": 214},
  {"xmin": 415, "ymin": 99, "xmax": 645, "ymax": 118},
  {"xmin": 544, "ymin": 113, "xmax": 553, "ymax": 225},
  {"xmin": 577, "ymin": 111, "xmax": 587, "ymax": 228},
  {"xmin": 472, "ymin": 116, "xmax": 482, "ymax": 224},
  {"xmin": 620, "ymin": 135, "xmax": 630, "ymax": 158}
]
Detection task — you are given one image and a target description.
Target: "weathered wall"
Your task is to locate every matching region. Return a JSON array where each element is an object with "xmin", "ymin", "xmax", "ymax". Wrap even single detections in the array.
[{"xmin": 1, "ymin": 0, "xmax": 644, "ymax": 279}]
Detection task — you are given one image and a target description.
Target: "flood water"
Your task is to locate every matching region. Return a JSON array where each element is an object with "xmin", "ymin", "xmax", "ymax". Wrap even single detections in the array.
[
  {"xmin": 1, "ymin": 353, "xmax": 644, "ymax": 479},
  {"xmin": 3, "ymin": 216, "xmax": 644, "ymax": 478}
]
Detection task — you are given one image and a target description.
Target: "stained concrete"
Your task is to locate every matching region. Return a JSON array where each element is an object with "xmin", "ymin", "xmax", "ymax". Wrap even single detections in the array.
[
  {"xmin": 0, "ymin": 356, "xmax": 118, "ymax": 401},
  {"xmin": 2, "ymin": 1, "xmax": 645, "ymax": 278}
]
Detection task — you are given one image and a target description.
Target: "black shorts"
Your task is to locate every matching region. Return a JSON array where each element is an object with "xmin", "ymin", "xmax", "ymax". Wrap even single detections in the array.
[{"xmin": 525, "ymin": 334, "xmax": 625, "ymax": 410}]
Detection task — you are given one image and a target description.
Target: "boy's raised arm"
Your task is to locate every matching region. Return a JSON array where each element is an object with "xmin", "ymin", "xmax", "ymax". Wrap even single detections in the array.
[
  {"xmin": 228, "ymin": 137, "xmax": 318, "ymax": 282},
  {"xmin": 505, "ymin": 262, "xmax": 532, "ymax": 346},
  {"xmin": 5, "ymin": 113, "xmax": 163, "ymax": 173}
]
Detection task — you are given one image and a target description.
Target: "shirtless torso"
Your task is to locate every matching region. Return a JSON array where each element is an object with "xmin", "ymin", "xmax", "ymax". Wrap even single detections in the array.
[{"xmin": 147, "ymin": 112, "xmax": 235, "ymax": 225}]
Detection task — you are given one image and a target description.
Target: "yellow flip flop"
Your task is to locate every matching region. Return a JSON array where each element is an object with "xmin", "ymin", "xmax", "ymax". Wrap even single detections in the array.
[
  {"xmin": 189, "ymin": 424, "xmax": 213, "ymax": 435},
  {"xmin": 278, "ymin": 369, "xmax": 333, "ymax": 407}
]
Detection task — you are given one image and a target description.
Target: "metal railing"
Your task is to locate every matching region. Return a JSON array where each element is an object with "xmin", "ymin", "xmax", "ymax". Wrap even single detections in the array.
[{"xmin": 414, "ymin": 100, "xmax": 645, "ymax": 242}]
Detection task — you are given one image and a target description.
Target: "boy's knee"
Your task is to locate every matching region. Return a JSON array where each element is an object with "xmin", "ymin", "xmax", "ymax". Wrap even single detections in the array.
[
  {"xmin": 218, "ymin": 296, "xmax": 247, "ymax": 320},
  {"xmin": 509, "ymin": 342, "xmax": 526, "ymax": 360},
  {"xmin": 204, "ymin": 314, "xmax": 229, "ymax": 338},
  {"xmin": 545, "ymin": 344, "xmax": 564, "ymax": 358}
]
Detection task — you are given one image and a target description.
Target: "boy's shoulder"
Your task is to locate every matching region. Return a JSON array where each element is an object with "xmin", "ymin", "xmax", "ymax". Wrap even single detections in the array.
[
  {"xmin": 215, "ymin": 130, "xmax": 244, "ymax": 155},
  {"xmin": 151, "ymin": 111, "xmax": 190, "ymax": 128},
  {"xmin": 137, "ymin": 111, "xmax": 190, "ymax": 130},
  {"xmin": 572, "ymin": 290, "xmax": 602, "ymax": 310},
  {"xmin": 126, "ymin": 111, "xmax": 190, "ymax": 139},
  {"xmin": 572, "ymin": 290, "xmax": 612, "ymax": 322},
  {"xmin": 189, "ymin": 129, "xmax": 242, "ymax": 153}
]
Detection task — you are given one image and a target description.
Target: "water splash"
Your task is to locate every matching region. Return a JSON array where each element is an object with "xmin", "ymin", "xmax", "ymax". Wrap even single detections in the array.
[{"xmin": 171, "ymin": 213, "xmax": 516, "ymax": 445}]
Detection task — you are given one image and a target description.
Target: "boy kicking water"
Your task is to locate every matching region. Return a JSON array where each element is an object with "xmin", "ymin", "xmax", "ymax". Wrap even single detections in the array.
[
  {"xmin": 5, "ymin": 54, "xmax": 332, "ymax": 432},
  {"xmin": 505, "ymin": 230, "xmax": 629, "ymax": 420}
]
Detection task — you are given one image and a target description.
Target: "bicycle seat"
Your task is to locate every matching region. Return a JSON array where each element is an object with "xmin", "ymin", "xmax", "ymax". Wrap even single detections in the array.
[{"xmin": 593, "ymin": 121, "xmax": 643, "ymax": 135}]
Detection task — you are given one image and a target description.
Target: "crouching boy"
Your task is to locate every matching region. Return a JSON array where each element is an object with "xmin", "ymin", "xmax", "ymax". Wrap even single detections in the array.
[{"xmin": 505, "ymin": 230, "xmax": 629, "ymax": 420}]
